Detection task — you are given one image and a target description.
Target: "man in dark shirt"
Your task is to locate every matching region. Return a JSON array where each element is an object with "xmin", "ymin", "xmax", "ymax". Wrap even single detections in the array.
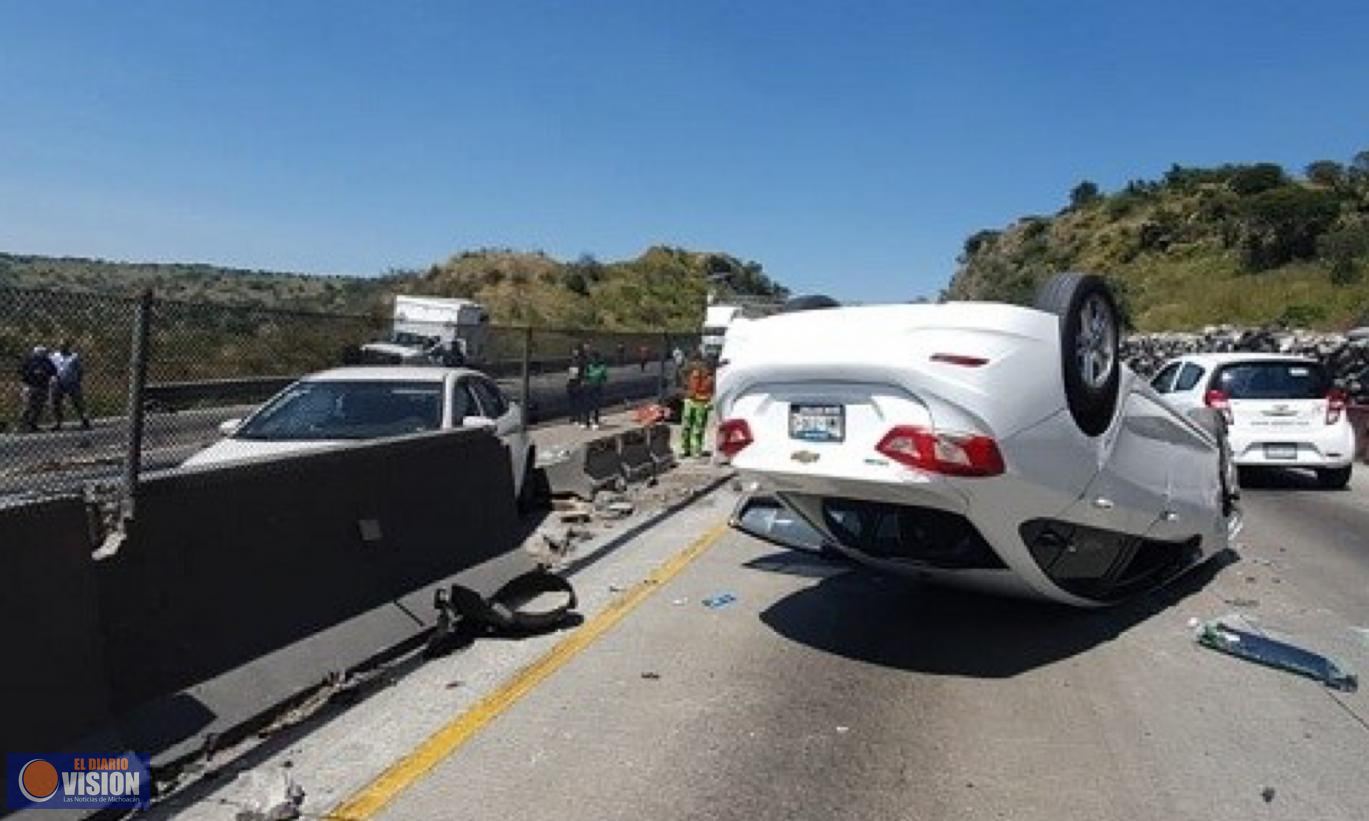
[{"xmin": 18, "ymin": 346, "xmax": 57, "ymax": 432}]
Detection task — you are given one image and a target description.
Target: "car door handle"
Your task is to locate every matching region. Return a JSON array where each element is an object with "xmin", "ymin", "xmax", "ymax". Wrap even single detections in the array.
[{"xmin": 1091, "ymin": 497, "xmax": 1115, "ymax": 510}]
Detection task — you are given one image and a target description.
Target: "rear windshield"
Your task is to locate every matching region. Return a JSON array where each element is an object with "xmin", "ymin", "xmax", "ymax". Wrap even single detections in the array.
[
  {"xmin": 237, "ymin": 380, "xmax": 444, "ymax": 440},
  {"xmin": 1213, "ymin": 361, "xmax": 1329, "ymax": 400}
]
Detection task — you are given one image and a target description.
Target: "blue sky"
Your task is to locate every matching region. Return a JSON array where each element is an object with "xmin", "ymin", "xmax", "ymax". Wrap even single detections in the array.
[{"xmin": 2, "ymin": 1, "xmax": 1367, "ymax": 302}]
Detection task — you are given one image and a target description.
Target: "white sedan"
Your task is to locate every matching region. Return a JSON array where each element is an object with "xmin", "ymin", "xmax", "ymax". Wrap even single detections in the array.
[
  {"xmin": 1148, "ymin": 353, "xmax": 1355, "ymax": 489},
  {"xmin": 716, "ymin": 274, "xmax": 1241, "ymax": 607},
  {"xmin": 183, "ymin": 366, "xmax": 536, "ymax": 510}
]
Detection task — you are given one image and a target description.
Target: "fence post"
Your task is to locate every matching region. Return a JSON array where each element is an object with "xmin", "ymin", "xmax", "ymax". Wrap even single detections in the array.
[
  {"xmin": 520, "ymin": 325, "xmax": 533, "ymax": 431},
  {"xmin": 658, "ymin": 332, "xmax": 671, "ymax": 402},
  {"xmin": 122, "ymin": 289, "xmax": 152, "ymax": 521}
]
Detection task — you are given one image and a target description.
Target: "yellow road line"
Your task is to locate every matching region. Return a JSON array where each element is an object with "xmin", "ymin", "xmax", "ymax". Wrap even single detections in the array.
[{"xmin": 329, "ymin": 519, "xmax": 732, "ymax": 820}]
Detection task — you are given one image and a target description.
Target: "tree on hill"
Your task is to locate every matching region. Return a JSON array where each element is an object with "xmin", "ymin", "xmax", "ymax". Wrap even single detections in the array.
[
  {"xmin": 1305, "ymin": 160, "xmax": 1346, "ymax": 187},
  {"xmin": 1228, "ymin": 163, "xmax": 1288, "ymax": 196},
  {"xmin": 1236, "ymin": 186, "xmax": 1341, "ymax": 271},
  {"xmin": 1069, "ymin": 180, "xmax": 1102, "ymax": 209}
]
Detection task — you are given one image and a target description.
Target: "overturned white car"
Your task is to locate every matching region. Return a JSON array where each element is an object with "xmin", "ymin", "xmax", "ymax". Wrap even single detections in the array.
[{"xmin": 715, "ymin": 274, "xmax": 1241, "ymax": 606}]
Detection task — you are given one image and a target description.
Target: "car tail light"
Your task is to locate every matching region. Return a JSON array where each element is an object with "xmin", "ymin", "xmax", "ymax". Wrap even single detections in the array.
[
  {"xmin": 1204, "ymin": 389, "xmax": 1233, "ymax": 424},
  {"xmin": 1326, "ymin": 388, "xmax": 1347, "ymax": 425},
  {"xmin": 875, "ymin": 426, "xmax": 1005, "ymax": 477},
  {"xmin": 717, "ymin": 418, "xmax": 754, "ymax": 457}
]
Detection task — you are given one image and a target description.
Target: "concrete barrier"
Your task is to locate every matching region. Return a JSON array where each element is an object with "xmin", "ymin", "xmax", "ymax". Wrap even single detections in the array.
[
  {"xmin": 541, "ymin": 435, "xmax": 626, "ymax": 500},
  {"xmin": 0, "ymin": 498, "xmax": 115, "ymax": 752},
  {"xmin": 618, "ymin": 428, "xmax": 655, "ymax": 484},
  {"xmin": 648, "ymin": 423, "xmax": 676, "ymax": 471},
  {"xmin": 94, "ymin": 427, "xmax": 528, "ymax": 763}
]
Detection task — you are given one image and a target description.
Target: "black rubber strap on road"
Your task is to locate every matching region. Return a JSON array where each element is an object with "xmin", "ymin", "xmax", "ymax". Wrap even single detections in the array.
[{"xmin": 448, "ymin": 570, "xmax": 578, "ymax": 635}]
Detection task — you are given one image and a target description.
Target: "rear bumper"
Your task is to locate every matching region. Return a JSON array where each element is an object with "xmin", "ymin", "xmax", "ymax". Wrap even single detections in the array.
[{"xmin": 1229, "ymin": 423, "xmax": 1355, "ymax": 468}]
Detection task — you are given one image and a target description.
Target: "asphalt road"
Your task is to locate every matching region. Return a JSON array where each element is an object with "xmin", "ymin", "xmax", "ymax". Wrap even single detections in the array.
[
  {"xmin": 167, "ymin": 464, "xmax": 1369, "ymax": 821},
  {"xmin": 363, "ymin": 469, "xmax": 1369, "ymax": 821},
  {"xmin": 0, "ymin": 362, "xmax": 673, "ymax": 499}
]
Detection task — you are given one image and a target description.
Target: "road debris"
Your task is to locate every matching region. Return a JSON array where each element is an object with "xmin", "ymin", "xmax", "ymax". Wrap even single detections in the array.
[
  {"xmin": 1261, "ymin": 786, "xmax": 1276, "ymax": 803},
  {"xmin": 1194, "ymin": 618, "xmax": 1358, "ymax": 692},
  {"xmin": 641, "ymin": 671, "xmax": 661, "ymax": 680},
  {"xmin": 1223, "ymin": 597, "xmax": 1260, "ymax": 608},
  {"xmin": 671, "ymin": 597, "xmax": 689, "ymax": 606},
  {"xmin": 702, "ymin": 592, "xmax": 737, "ymax": 609}
]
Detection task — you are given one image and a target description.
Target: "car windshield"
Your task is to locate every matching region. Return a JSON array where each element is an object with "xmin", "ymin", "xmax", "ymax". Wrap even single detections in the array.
[
  {"xmin": 235, "ymin": 380, "xmax": 444, "ymax": 441},
  {"xmin": 1215, "ymin": 361, "xmax": 1329, "ymax": 400}
]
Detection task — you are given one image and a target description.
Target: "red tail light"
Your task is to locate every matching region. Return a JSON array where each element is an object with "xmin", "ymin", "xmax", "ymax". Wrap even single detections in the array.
[
  {"xmin": 1204, "ymin": 389, "xmax": 1233, "ymax": 424},
  {"xmin": 875, "ymin": 426, "xmax": 1005, "ymax": 477},
  {"xmin": 717, "ymin": 418, "xmax": 754, "ymax": 457},
  {"xmin": 930, "ymin": 353, "xmax": 989, "ymax": 368},
  {"xmin": 1326, "ymin": 388, "xmax": 1347, "ymax": 425}
]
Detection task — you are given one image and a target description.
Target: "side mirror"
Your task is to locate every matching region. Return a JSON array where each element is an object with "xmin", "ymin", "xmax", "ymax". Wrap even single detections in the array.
[
  {"xmin": 218, "ymin": 418, "xmax": 242, "ymax": 437},
  {"xmin": 730, "ymin": 494, "xmax": 827, "ymax": 552},
  {"xmin": 461, "ymin": 415, "xmax": 497, "ymax": 430}
]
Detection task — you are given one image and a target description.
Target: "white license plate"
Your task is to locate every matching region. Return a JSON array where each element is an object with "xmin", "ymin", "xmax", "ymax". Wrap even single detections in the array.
[
  {"xmin": 1264, "ymin": 443, "xmax": 1297, "ymax": 460},
  {"xmin": 789, "ymin": 404, "xmax": 844, "ymax": 442}
]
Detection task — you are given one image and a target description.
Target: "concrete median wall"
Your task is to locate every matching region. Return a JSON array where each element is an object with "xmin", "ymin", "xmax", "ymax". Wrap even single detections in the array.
[
  {"xmin": 542, "ymin": 423, "xmax": 675, "ymax": 499},
  {"xmin": 0, "ymin": 498, "xmax": 114, "ymax": 752},
  {"xmin": 0, "ymin": 428, "xmax": 529, "ymax": 762}
]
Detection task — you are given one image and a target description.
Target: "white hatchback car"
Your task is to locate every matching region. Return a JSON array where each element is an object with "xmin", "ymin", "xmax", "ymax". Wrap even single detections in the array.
[
  {"xmin": 1149, "ymin": 353, "xmax": 1354, "ymax": 488},
  {"xmin": 716, "ymin": 274, "xmax": 1240, "ymax": 607},
  {"xmin": 183, "ymin": 366, "xmax": 537, "ymax": 509}
]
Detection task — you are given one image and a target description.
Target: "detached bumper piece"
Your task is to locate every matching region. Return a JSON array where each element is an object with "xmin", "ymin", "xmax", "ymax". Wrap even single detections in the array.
[
  {"xmin": 1020, "ymin": 519, "xmax": 1202, "ymax": 603},
  {"xmin": 1195, "ymin": 619, "xmax": 1358, "ymax": 692},
  {"xmin": 819, "ymin": 499, "xmax": 1007, "ymax": 570}
]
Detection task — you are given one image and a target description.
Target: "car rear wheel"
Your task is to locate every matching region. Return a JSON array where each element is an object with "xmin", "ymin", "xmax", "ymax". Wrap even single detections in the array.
[
  {"xmin": 1035, "ymin": 273, "xmax": 1121, "ymax": 437},
  {"xmin": 1317, "ymin": 466, "xmax": 1352, "ymax": 490}
]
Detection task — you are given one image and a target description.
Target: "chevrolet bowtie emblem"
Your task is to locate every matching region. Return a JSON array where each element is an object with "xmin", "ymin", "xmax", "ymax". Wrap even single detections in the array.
[{"xmin": 791, "ymin": 450, "xmax": 820, "ymax": 464}]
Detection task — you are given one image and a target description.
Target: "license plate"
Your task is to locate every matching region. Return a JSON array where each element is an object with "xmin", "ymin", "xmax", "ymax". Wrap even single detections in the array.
[
  {"xmin": 1264, "ymin": 443, "xmax": 1297, "ymax": 460},
  {"xmin": 789, "ymin": 403, "xmax": 844, "ymax": 442}
]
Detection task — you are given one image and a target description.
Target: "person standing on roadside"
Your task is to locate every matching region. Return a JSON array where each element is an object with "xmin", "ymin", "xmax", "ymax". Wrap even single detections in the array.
[
  {"xmin": 49, "ymin": 340, "xmax": 92, "ymax": 431},
  {"xmin": 18, "ymin": 345, "xmax": 56, "ymax": 433},
  {"xmin": 679, "ymin": 353, "xmax": 716, "ymax": 458},
  {"xmin": 584, "ymin": 349, "xmax": 609, "ymax": 430},
  {"xmin": 566, "ymin": 344, "xmax": 587, "ymax": 427}
]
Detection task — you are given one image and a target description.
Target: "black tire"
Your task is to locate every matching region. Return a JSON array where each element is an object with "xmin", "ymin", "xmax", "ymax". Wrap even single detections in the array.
[
  {"xmin": 1035, "ymin": 273, "xmax": 1121, "ymax": 437},
  {"xmin": 1317, "ymin": 466, "xmax": 1352, "ymax": 490}
]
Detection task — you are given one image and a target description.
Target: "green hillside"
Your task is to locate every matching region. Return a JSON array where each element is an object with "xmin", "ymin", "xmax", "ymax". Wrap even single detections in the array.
[
  {"xmin": 947, "ymin": 151, "xmax": 1369, "ymax": 330},
  {"xmin": 0, "ymin": 246, "xmax": 785, "ymax": 330}
]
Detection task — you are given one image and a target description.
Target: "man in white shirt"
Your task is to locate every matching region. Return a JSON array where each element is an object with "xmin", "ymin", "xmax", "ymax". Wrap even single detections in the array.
[{"xmin": 49, "ymin": 340, "xmax": 91, "ymax": 431}]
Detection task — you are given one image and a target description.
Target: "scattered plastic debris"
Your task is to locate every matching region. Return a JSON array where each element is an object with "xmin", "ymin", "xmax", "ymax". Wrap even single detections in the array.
[
  {"xmin": 445, "ymin": 680, "xmax": 465, "ymax": 690},
  {"xmin": 702, "ymin": 593, "xmax": 737, "ymax": 609},
  {"xmin": 606, "ymin": 501, "xmax": 636, "ymax": 517},
  {"xmin": 1223, "ymin": 597, "xmax": 1260, "ymax": 608},
  {"xmin": 1261, "ymin": 786, "xmax": 1277, "ymax": 803},
  {"xmin": 835, "ymin": 725, "xmax": 850, "ymax": 734},
  {"xmin": 608, "ymin": 584, "xmax": 627, "ymax": 593},
  {"xmin": 641, "ymin": 671, "xmax": 661, "ymax": 680},
  {"xmin": 1194, "ymin": 618, "xmax": 1358, "ymax": 691},
  {"xmin": 671, "ymin": 597, "xmax": 689, "ymax": 606}
]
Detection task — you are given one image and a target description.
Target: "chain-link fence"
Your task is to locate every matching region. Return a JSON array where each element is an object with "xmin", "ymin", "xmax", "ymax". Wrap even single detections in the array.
[{"xmin": 2, "ymin": 287, "xmax": 703, "ymax": 506}]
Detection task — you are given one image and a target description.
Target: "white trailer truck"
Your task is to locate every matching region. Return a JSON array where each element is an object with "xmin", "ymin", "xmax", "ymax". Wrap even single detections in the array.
[{"xmin": 361, "ymin": 295, "xmax": 491, "ymax": 365}]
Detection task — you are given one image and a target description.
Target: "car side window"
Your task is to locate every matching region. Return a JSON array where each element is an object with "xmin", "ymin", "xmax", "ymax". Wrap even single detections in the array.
[
  {"xmin": 469, "ymin": 379, "xmax": 509, "ymax": 419},
  {"xmin": 1174, "ymin": 363, "xmax": 1205, "ymax": 392},
  {"xmin": 450, "ymin": 381, "xmax": 479, "ymax": 421},
  {"xmin": 1150, "ymin": 363, "xmax": 1181, "ymax": 393}
]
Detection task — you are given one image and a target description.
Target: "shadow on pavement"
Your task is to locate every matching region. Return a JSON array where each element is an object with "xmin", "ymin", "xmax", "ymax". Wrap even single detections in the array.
[
  {"xmin": 1238, "ymin": 466, "xmax": 1348, "ymax": 492},
  {"xmin": 756, "ymin": 548, "xmax": 1235, "ymax": 678}
]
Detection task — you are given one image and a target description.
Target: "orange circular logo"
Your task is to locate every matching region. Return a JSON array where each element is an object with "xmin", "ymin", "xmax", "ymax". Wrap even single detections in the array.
[{"xmin": 18, "ymin": 759, "xmax": 59, "ymax": 803}]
